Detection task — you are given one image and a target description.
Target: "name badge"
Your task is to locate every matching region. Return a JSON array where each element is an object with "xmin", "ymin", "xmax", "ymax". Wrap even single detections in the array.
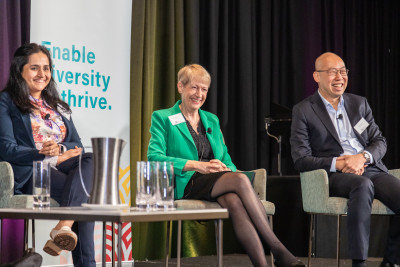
[
  {"xmin": 168, "ymin": 113, "xmax": 185, "ymax": 125},
  {"xmin": 354, "ymin": 117, "xmax": 369, "ymax": 134}
]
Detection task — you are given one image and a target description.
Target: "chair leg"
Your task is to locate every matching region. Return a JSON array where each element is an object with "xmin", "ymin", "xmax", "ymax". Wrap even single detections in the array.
[
  {"xmin": 177, "ymin": 220, "xmax": 182, "ymax": 267},
  {"xmin": 24, "ymin": 219, "xmax": 29, "ymax": 252},
  {"xmin": 0, "ymin": 219, "xmax": 2, "ymax": 264},
  {"xmin": 102, "ymin": 222, "xmax": 106, "ymax": 266},
  {"xmin": 214, "ymin": 219, "xmax": 224, "ymax": 267},
  {"xmin": 215, "ymin": 219, "xmax": 223, "ymax": 267},
  {"xmin": 268, "ymin": 215, "xmax": 275, "ymax": 267},
  {"xmin": 214, "ymin": 220, "xmax": 219, "ymax": 256},
  {"xmin": 164, "ymin": 221, "xmax": 171, "ymax": 267},
  {"xmin": 112, "ymin": 222, "xmax": 115, "ymax": 267},
  {"xmin": 336, "ymin": 215, "xmax": 341, "ymax": 267},
  {"xmin": 117, "ymin": 222, "xmax": 122, "ymax": 267},
  {"xmin": 31, "ymin": 219, "xmax": 35, "ymax": 251},
  {"xmin": 308, "ymin": 214, "xmax": 315, "ymax": 267}
]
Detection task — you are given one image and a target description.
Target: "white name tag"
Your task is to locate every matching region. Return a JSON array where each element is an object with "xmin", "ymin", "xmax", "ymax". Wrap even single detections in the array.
[
  {"xmin": 168, "ymin": 113, "xmax": 185, "ymax": 125},
  {"xmin": 354, "ymin": 117, "xmax": 369, "ymax": 134}
]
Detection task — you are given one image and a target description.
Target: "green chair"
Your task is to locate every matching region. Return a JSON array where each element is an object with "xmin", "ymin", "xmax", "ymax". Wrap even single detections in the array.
[
  {"xmin": 300, "ymin": 168, "xmax": 399, "ymax": 267},
  {"xmin": 174, "ymin": 168, "xmax": 276, "ymax": 267},
  {"xmin": 0, "ymin": 161, "xmax": 59, "ymax": 257}
]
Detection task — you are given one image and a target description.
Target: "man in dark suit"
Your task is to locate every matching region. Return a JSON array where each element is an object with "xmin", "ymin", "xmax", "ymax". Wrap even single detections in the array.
[{"xmin": 290, "ymin": 52, "xmax": 400, "ymax": 267}]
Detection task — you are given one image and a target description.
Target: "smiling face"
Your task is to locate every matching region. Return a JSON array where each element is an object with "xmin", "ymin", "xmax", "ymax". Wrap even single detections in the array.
[
  {"xmin": 21, "ymin": 52, "xmax": 51, "ymax": 99},
  {"xmin": 313, "ymin": 53, "xmax": 348, "ymax": 103},
  {"xmin": 177, "ymin": 64, "xmax": 211, "ymax": 113},
  {"xmin": 178, "ymin": 78, "xmax": 209, "ymax": 112}
]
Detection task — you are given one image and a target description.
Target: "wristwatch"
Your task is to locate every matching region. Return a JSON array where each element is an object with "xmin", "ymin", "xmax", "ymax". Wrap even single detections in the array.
[{"xmin": 361, "ymin": 151, "xmax": 371, "ymax": 164}]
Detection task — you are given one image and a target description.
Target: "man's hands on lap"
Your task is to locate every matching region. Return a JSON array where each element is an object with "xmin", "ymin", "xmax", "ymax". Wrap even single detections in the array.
[{"xmin": 336, "ymin": 154, "xmax": 367, "ymax": 175}]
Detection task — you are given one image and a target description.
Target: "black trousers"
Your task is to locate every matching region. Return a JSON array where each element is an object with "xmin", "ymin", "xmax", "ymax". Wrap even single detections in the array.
[
  {"xmin": 329, "ymin": 166, "xmax": 400, "ymax": 263},
  {"xmin": 50, "ymin": 153, "xmax": 95, "ymax": 267}
]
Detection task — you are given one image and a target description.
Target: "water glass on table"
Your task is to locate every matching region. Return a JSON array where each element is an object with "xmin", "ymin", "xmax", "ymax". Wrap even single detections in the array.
[
  {"xmin": 32, "ymin": 161, "xmax": 51, "ymax": 209},
  {"xmin": 156, "ymin": 162, "xmax": 175, "ymax": 210},
  {"xmin": 136, "ymin": 161, "xmax": 157, "ymax": 210}
]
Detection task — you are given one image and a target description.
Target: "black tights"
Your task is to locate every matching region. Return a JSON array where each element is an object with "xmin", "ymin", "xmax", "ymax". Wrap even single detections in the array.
[{"xmin": 211, "ymin": 172, "xmax": 297, "ymax": 267}]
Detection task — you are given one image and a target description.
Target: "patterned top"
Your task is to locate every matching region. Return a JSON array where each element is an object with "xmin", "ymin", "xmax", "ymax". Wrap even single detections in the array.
[
  {"xmin": 185, "ymin": 118, "xmax": 214, "ymax": 162},
  {"xmin": 29, "ymin": 96, "xmax": 67, "ymax": 150}
]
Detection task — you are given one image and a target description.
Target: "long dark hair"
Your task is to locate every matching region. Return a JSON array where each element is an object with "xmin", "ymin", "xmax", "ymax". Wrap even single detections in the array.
[{"xmin": 2, "ymin": 43, "xmax": 71, "ymax": 114}]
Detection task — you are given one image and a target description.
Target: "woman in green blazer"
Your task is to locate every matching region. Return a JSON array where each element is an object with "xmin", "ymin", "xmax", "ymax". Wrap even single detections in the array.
[{"xmin": 148, "ymin": 64, "xmax": 304, "ymax": 267}]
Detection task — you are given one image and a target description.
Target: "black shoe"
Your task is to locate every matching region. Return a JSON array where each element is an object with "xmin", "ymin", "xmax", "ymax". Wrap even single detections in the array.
[
  {"xmin": 352, "ymin": 259, "xmax": 366, "ymax": 267},
  {"xmin": 2, "ymin": 249, "xmax": 42, "ymax": 267},
  {"xmin": 275, "ymin": 260, "xmax": 306, "ymax": 267},
  {"xmin": 380, "ymin": 258, "xmax": 400, "ymax": 267}
]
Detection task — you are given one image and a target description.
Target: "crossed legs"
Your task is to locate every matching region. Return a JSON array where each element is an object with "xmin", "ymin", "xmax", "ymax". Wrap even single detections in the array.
[
  {"xmin": 47, "ymin": 153, "xmax": 95, "ymax": 266},
  {"xmin": 211, "ymin": 172, "xmax": 299, "ymax": 267}
]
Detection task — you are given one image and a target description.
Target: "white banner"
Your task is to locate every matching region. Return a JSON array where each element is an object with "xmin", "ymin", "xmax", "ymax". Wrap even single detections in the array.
[{"xmin": 30, "ymin": 0, "xmax": 132, "ymax": 264}]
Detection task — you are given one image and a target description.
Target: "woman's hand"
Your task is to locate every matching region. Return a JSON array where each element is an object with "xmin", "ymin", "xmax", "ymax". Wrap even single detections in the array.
[
  {"xmin": 39, "ymin": 140, "xmax": 60, "ymax": 157},
  {"xmin": 56, "ymin": 146, "xmax": 82, "ymax": 165},
  {"xmin": 184, "ymin": 159, "xmax": 231, "ymax": 174}
]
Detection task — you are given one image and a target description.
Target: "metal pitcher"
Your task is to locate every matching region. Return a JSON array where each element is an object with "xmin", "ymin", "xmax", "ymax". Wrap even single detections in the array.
[{"xmin": 89, "ymin": 137, "xmax": 126, "ymax": 205}]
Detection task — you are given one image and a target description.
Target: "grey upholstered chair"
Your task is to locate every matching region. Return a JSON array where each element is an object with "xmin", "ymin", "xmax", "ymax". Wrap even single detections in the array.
[
  {"xmin": 174, "ymin": 168, "xmax": 276, "ymax": 267},
  {"xmin": 0, "ymin": 161, "xmax": 59, "ymax": 209},
  {"xmin": 0, "ymin": 161, "xmax": 59, "ymax": 253},
  {"xmin": 300, "ymin": 168, "xmax": 399, "ymax": 267}
]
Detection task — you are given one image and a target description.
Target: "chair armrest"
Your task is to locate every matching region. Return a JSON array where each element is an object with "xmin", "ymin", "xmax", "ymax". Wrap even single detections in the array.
[
  {"xmin": 0, "ymin": 161, "xmax": 14, "ymax": 208},
  {"xmin": 389, "ymin": 169, "xmax": 400, "ymax": 179},
  {"xmin": 252, "ymin": 169, "xmax": 267, "ymax": 201},
  {"xmin": 300, "ymin": 169, "xmax": 330, "ymax": 213}
]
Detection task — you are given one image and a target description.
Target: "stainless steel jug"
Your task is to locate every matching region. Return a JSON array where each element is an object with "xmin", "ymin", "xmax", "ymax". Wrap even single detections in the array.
[{"xmin": 89, "ymin": 137, "xmax": 127, "ymax": 205}]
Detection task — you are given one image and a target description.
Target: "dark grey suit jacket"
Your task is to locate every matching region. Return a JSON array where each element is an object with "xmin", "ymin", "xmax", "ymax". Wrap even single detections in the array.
[{"xmin": 290, "ymin": 91, "xmax": 388, "ymax": 173}]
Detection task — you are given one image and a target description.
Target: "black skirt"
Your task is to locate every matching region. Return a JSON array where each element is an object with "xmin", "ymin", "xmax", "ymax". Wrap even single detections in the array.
[{"xmin": 182, "ymin": 171, "xmax": 230, "ymax": 201}]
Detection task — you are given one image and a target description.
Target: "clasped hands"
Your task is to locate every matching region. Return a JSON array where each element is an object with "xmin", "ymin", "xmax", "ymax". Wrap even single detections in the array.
[
  {"xmin": 39, "ymin": 140, "xmax": 82, "ymax": 165},
  {"xmin": 196, "ymin": 159, "xmax": 231, "ymax": 174},
  {"xmin": 336, "ymin": 154, "xmax": 367, "ymax": 175}
]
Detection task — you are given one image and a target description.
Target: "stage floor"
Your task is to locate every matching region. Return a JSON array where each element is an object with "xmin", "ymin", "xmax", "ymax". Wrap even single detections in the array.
[{"xmin": 133, "ymin": 254, "xmax": 384, "ymax": 266}]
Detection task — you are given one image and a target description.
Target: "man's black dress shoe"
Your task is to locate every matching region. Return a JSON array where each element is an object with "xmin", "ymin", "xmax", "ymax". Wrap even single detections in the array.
[
  {"xmin": 274, "ymin": 260, "xmax": 306, "ymax": 267},
  {"xmin": 380, "ymin": 258, "xmax": 400, "ymax": 267},
  {"xmin": 352, "ymin": 259, "xmax": 366, "ymax": 267}
]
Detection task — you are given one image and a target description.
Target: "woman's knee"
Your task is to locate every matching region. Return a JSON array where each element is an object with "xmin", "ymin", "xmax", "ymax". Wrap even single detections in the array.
[
  {"xmin": 229, "ymin": 172, "xmax": 253, "ymax": 192},
  {"xmin": 219, "ymin": 193, "xmax": 244, "ymax": 211}
]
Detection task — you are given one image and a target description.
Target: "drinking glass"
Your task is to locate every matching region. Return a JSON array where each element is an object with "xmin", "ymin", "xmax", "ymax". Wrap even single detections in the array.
[
  {"xmin": 32, "ymin": 161, "xmax": 51, "ymax": 209},
  {"xmin": 156, "ymin": 162, "xmax": 175, "ymax": 210},
  {"xmin": 136, "ymin": 161, "xmax": 157, "ymax": 210}
]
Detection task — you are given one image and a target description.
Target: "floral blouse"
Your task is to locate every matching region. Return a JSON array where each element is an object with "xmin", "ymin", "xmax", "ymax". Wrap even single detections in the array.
[{"xmin": 29, "ymin": 96, "xmax": 67, "ymax": 150}]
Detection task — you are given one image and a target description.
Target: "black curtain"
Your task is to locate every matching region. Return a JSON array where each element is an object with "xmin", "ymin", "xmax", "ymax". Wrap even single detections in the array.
[
  {"xmin": 178, "ymin": 0, "xmax": 400, "ymax": 175},
  {"xmin": 0, "ymin": 0, "xmax": 31, "ymax": 89},
  {"xmin": 0, "ymin": 0, "xmax": 31, "ymax": 263}
]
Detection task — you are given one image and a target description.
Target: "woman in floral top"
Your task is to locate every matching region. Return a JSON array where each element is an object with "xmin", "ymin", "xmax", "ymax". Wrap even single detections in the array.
[{"xmin": 0, "ymin": 43, "xmax": 95, "ymax": 266}]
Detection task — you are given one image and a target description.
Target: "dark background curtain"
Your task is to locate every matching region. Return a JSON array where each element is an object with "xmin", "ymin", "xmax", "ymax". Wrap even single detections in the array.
[
  {"xmin": 0, "ymin": 0, "xmax": 30, "ymax": 88},
  {"xmin": 191, "ymin": 0, "xmax": 400, "ymax": 175},
  {"xmin": 0, "ymin": 0, "xmax": 31, "ymax": 263}
]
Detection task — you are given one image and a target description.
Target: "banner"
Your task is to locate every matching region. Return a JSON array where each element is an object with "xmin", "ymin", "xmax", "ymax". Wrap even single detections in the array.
[{"xmin": 30, "ymin": 0, "xmax": 132, "ymax": 264}]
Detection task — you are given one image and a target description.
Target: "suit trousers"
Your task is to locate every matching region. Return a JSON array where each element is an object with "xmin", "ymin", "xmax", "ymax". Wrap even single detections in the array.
[
  {"xmin": 329, "ymin": 166, "xmax": 400, "ymax": 263},
  {"xmin": 50, "ymin": 153, "xmax": 95, "ymax": 267}
]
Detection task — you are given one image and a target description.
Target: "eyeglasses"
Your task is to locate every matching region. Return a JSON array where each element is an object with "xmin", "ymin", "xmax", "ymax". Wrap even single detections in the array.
[{"xmin": 316, "ymin": 68, "xmax": 349, "ymax": 77}]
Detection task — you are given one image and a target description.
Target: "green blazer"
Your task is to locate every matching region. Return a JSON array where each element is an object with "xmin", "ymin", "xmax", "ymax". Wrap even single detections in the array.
[{"xmin": 147, "ymin": 100, "xmax": 237, "ymax": 199}]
